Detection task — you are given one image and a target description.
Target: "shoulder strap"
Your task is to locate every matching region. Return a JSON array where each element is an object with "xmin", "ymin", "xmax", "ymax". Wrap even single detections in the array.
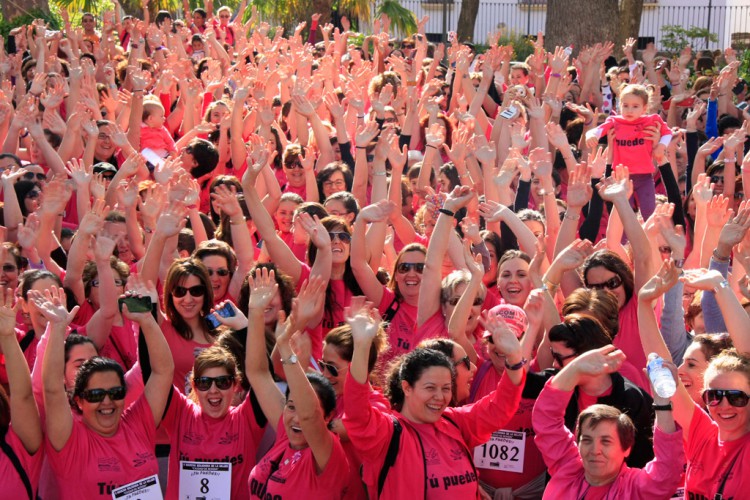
[
  {"xmin": 468, "ymin": 361, "xmax": 494, "ymax": 403},
  {"xmin": 716, "ymin": 449, "xmax": 742, "ymax": 497},
  {"xmin": 18, "ymin": 330, "xmax": 35, "ymax": 353},
  {"xmin": 0, "ymin": 432, "xmax": 34, "ymax": 500},
  {"xmin": 381, "ymin": 297, "xmax": 400, "ymax": 324},
  {"xmin": 376, "ymin": 415, "xmax": 402, "ymax": 497}
]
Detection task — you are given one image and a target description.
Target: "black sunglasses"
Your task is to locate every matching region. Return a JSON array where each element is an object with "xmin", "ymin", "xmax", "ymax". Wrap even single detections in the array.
[
  {"xmin": 1, "ymin": 264, "xmax": 17, "ymax": 273},
  {"xmin": 80, "ymin": 386, "xmax": 127, "ymax": 403},
  {"xmin": 453, "ymin": 355, "xmax": 471, "ymax": 371},
  {"xmin": 550, "ymin": 347, "xmax": 577, "ymax": 366},
  {"xmin": 318, "ymin": 359, "xmax": 340, "ymax": 377},
  {"xmin": 23, "ymin": 172, "xmax": 46, "ymax": 182},
  {"xmin": 702, "ymin": 389, "xmax": 750, "ymax": 407},
  {"xmin": 328, "ymin": 232, "xmax": 352, "ymax": 243},
  {"xmin": 710, "ymin": 175, "xmax": 724, "ymax": 184},
  {"xmin": 173, "ymin": 285, "xmax": 207, "ymax": 298},
  {"xmin": 447, "ymin": 296, "xmax": 484, "ymax": 306},
  {"xmin": 396, "ymin": 262, "xmax": 424, "ymax": 274},
  {"xmin": 286, "ymin": 161, "xmax": 304, "ymax": 170},
  {"xmin": 586, "ymin": 275, "xmax": 623, "ymax": 291},
  {"xmin": 26, "ymin": 190, "xmax": 41, "ymax": 199},
  {"xmin": 207, "ymin": 268, "xmax": 230, "ymax": 277},
  {"xmin": 193, "ymin": 375, "xmax": 234, "ymax": 391}
]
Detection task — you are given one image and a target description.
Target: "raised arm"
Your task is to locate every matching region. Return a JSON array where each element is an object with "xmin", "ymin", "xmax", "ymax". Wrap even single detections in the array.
[
  {"xmin": 82, "ymin": 234, "xmax": 122, "ymax": 350},
  {"xmin": 446, "ymin": 240, "xmax": 483, "ymax": 364},
  {"xmin": 351, "ymin": 202, "xmax": 397, "ymax": 305}
]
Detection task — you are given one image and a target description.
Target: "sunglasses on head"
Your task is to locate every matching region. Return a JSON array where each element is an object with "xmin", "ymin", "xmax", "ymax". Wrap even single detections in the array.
[
  {"xmin": 193, "ymin": 375, "xmax": 234, "ymax": 391},
  {"xmin": 207, "ymin": 268, "xmax": 230, "ymax": 277},
  {"xmin": 80, "ymin": 386, "xmax": 127, "ymax": 403},
  {"xmin": 1, "ymin": 264, "xmax": 17, "ymax": 273},
  {"xmin": 550, "ymin": 347, "xmax": 577, "ymax": 366},
  {"xmin": 329, "ymin": 231, "xmax": 351, "ymax": 243},
  {"xmin": 23, "ymin": 172, "xmax": 46, "ymax": 182},
  {"xmin": 702, "ymin": 389, "xmax": 750, "ymax": 407},
  {"xmin": 173, "ymin": 285, "xmax": 207, "ymax": 298},
  {"xmin": 396, "ymin": 262, "xmax": 424, "ymax": 274},
  {"xmin": 453, "ymin": 355, "xmax": 471, "ymax": 371},
  {"xmin": 447, "ymin": 296, "xmax": 484, "ymax": 307},
  {"xmin": 586, "ymin": 275, "xmax": 623, "ymax": 291},
  {"xmin": 318, "ymin": 359, "xmax": 340, "ymax": 377}
]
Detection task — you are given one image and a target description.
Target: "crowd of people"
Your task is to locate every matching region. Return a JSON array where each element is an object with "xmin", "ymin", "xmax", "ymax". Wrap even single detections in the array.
[{"xmin": 0, "ymin": 1, "xmax": 748, "ymax": 498}]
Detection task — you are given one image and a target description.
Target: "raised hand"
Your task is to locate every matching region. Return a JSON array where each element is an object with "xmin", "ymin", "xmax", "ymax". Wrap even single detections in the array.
[
  {"xmin": 0, "ymin": 287, "xmax": 17, "ymax": 335},
  {"xmin": 28, "ymin": 286, "xmax": 79, "ymax": 325},
  {"xmin": 679, "ymin": 268, "xmax": 724, "ymax": 291},
  {"xmin": 554, "ymin": 239, "xmax": 595, "ymax": 271},
  {"xmin": 247, "ymin": 267, "xmax": 279, "ymax": 311},
  {"xmin": 359, "ymin": 200, "xmax": 397, "ymax": 223},
  {"xmin": 344, "ymin": 296, "xmax": 381, "ymax": 344},
  {"xmin": 291, "ymin": 275, "xmax": 326, "ymax": 330},
  {"xmin": 155, "ymin": 203, "xmax": 188, "ymax": 237},
  {"xmin": 596, "ymin": 165, "xmax": 631, "ymax": 202},
  {"xmin": 567, "ymin": 345, "xmax": 626, "ymax": 377},
  {"xmin": 209, "ymin": 300, "xmax": 248, "ymax": 331},
  {"xmin": 479, "ymin": 311, "xmax": 522, "ymax": 357},
  {"xmin": 639, "ymin": 259, "xmax": 681, "ymax": 303}
]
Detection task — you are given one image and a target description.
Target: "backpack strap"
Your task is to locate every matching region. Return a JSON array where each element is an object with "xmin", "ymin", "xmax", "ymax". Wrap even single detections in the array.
[
  {"xmin": 381, "ymin": 298, "xmax": 400, "ymax": 325},
  {"xmin": 376, "ymin": 415, "xmax": 402, "ymax": 497},
  {"xmin": 0, "ymin": 432, "xmax": 34, "ymax": 500},
  {"xmin": 18, "ymin": 330, "xmax": 35, "ymax": 354}
]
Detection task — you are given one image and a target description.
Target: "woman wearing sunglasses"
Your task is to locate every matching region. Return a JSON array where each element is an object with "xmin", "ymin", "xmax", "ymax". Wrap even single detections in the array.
[
  {"xmin": 344, "ymin": 301, "xmax": 525, "ymax": 499},
  {"xmin": 194, "ymin": 239, "xmax": 251, "ymax": 306},
  {"xmin": 246, "ymin": 269, "xmax": 349, "ymax": 499},
  {"xmin": 41, "ymin": 285, "xmax": 174, "ymax": 499}
]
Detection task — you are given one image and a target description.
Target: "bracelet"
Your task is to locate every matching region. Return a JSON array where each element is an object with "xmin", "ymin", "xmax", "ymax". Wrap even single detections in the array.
[
  {"xmin": 459, "ymin": 172, "xmax": 470, "ymax": 178},
  {"xmin": 726, "ymin": 156, "xmax": 737, "ymax": 163},
  {"xmin": 426, "ymin": 144, "xmax": 438, "ymax": 150},
  {"xmin": 356, "ymin": 146, "xmax": 367, "ymax": 149},
  {"xmin": 357, "ymin": 114, "xmax": 365, "ymax": 119},
  {"xmin": 373, "ymin": 171, "xmax": 387, "ymax": 176},
  {"xmin": 230, "ymin": 217, "xmax": 246, "ymax": 225},
  {"xmin": 407, "ymin": 81, "xmax": 417, "ymax": 87},
  {"xmin": 652, "ymin": 403, "xmax": 673, "ymax": 411},
  {"xmin": 438, "ymin": 208, "xmax": 455, "ymax": 217},
  {"xmin": 712, "ymin": 248, "xmax": 731, "ymax": 263},
  {"xmin": 584, "ymin": 118, "xmax": 593, "ymax": 126},
  {"xmin": 564, "ymin": 211, "xmax": 581, "ymax": 221},
  {"xmin": 505, "ymin": 357, "xmax": 528, "ymax": 371},
  {"xmin": 550, "ymin": 73, "xmax": 561, "ymax": 78},
  {"xmin": 133, "ymin": 89, "xmax": 144, "ymax": 93}
]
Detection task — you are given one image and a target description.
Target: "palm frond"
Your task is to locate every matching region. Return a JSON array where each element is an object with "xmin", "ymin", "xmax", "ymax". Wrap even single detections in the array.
[{"xmin": 377, "ymin": 0, "xmax": 416, "ymax": 38}]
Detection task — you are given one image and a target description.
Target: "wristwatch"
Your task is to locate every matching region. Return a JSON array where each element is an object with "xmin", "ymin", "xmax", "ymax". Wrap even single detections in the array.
[
  {"xmin": 281, "ymin": 353, "xmax": 298, "ymax": 365},
  {"xmin": 652, "ymin": 402, "xmax": 673, "ymax": 411}
]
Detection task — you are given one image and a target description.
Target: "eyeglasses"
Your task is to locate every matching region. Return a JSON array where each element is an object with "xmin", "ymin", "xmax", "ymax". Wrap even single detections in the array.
[
  {"xmin": 401, "ymin": 44, "xmax": 414, "ymax": 49},
  {"xmin": 193, "ymin": 375, "xmax": 234, "ymax": 391},
  {"xmin": 91, "ymin": 278, "xmax": 127, "ymax": 287},
  {"xmin": 207, "ymin": 268, "xmax": 230, "ymax": 277},
  {"xmin": 702, "ymin": 389, "xmax": 750, "ymax": 407},
  {"xmin": 453, "ymin": 355, "xmax": 471, "ymax": 371},
  {"xmin": 328, "ymin": 232, "xmax": 351, "ymax": 243},
  {"xmin": 396, "ymin": 262, "xmax": 424, "ymax": 274},
  {"xmin": 286, "ymin": 160, "xmax": 304, "ymax": 170},
  {"xmin": 79, "ymin": 386, "xmax": 127, "ymax": 403},
  {"xmin": 586, "ymin": 275, "xmax": 623, "ymax": 291},
  {"xmin": 98, "ymin": 172, "xmax": 115, "ymax": 180},
  {"xmin": 323, "ymin": 179, "xmax": 346, "ymax": 189},
  {"xmin": 447, "ymin": 296, "xmax": 484, "ymax": 307},
  {"xmin": 384, "ymin": 117, "xmax": 398, "ymax": 123},
  {"xmin": 22, "ymin": 172, "xmax": 46, "ymax": 182},
  {"xmin": 26, "ymin": 190, "xmax": 41, "ymax": 199},
  {"xmin": 318, "ymin": 359, "xmax": 340, "ymax": 377},
  {"xmin": 710, "ymin": 175, "xmax": 724, "ymax": 184},
  {"xmin": 173, "ymin": 285, "xmax": 207, "ymax": 298},
  {"xmin": 1, "ymin": 264, "xmax": 17, "ymax": 273},
  {"xmin": 550, "ymin": 347, "xmax": 577, "ymax": 366}
]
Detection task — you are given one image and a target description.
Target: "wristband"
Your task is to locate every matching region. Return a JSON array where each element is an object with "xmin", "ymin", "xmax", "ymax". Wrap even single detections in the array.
[
  {"xmin": 550, "ymin": 73, "xmax": 561, "ymax": 78},
  {"xmin": 438, "ymin": 208, "xmax": 455, "ymax": 217},
  {"xmin": 673, "ymin": 258, "xmax": 685, "ymax": 269},
  {"xmin": 652, "ymin": 403, "xmax": 673, "ymax": 411},
  {"xmin": 407, "ymin": 81, "xmax": 417, "ymax": 87},
  {"xmin": 564, "ymin": 211, "xmax": 580, "ymax": 221},
  {"xmin": 230, "ymin": 217, "xmax": 246, "ymax": 225},
  {"xmin": 373, "ymin": 171, "xmax": 387, "ymax": 176},
  {"xmin": 356, "ymin": 146, "xmax": 367, "ymax": 149},
  {"xmin": 712, "ymin": 248, "xmax": 730, "ymax": 263},
  {"xmin": 505, "ymin": 357, "xmax": 528, "ymax": 371},
  {"xmin": 426, "ymin": 144, "xmax": 438, "ymax": 150}
]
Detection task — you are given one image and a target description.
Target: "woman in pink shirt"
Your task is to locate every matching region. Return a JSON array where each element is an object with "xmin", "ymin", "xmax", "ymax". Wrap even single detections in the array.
[
  {"xmin": 246, "ymin": 268, "xmax": 349, "ymax": 499},
  {"xmin": 343, "ymin": 301, "xmax": 525, "ymax": 499},
  {"xmin": 0, "ymin": 287, "xmax": 43, "ymax": 499},
  {"xmin": 532, "ymin": 345, "xmax": 683, "ymax": 500},
  {"xmin": 40, "ymin": 286, "xmax": 174, "ymax": 499}
]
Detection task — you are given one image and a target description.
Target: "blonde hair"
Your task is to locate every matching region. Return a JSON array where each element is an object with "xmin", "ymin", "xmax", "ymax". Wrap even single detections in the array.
[
  {"xmin": 705, "ymin": 349, "xmax": 750, "ymax": 387},
  {"xmin": 619, "ymin": 84, "xmax": 649, "ymax": 106}
]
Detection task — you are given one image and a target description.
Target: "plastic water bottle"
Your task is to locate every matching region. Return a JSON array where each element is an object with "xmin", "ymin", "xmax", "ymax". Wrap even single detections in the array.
[
  {"xmin": 647, "ymin": 353, "xmax": 676, "ymax": 398},
  {"xmin": 564, "ymin": 45, "xmax": 574, "ymax": 58}
]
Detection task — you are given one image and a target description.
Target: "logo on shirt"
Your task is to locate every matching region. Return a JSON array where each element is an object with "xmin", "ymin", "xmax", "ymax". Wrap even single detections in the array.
[
  {"xmin": 218, "ymin": 431, "xmax": 239, "ymax": 445},
  {"xmin": 182, "ymin": 431, "xmax": 204, "ymax": 446},
  {"xmin": 97, "ymin": 457, "xmax": 121, "ymax": 472},
  {"xmin": 132, "ymin": 451, "xmax": 155, "ymax": 468},
  {"xmin": 425, "ymin": 447, "xmax": 440, "ymax": 466},
  {"xmin": 450, "ymin": 447, "xmax": 465, "ymax": 461}
]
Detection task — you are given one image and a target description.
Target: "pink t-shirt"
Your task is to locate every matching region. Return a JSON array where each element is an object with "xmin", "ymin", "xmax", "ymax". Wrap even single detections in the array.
[
  {"xmin": 248, "ymin": 418, "xmax": 350, "ymax": 499},
  {"xmin": 685, "ymin": 401, "xmax": 750, "ymax": 499},
  {"xmin": 140, "ymin": 123, "xmax": 176, "ymax": 155},
  {"xmin": 46, "ymin": 396, "xmax": 158, "ymax": 499},
  {"xmin": 411, "ymin": 421, "xmax": 479, "ymax": 498},
  {"xmin": 415, "ymin": 309, "xmax": 449, "ymax": 344},
  {"xmin": 377, "ymin": 287, "xmax": 418, "ymax": 372},
  {"xmin": 162, "ymin": 389, "xmax": 267, "ymax": 500},
  {"xmin": 592, "ymin": 114, "xmax": 671, "ymax": 174},
  {"xmin": 161, "ymin": 320, "xmax": 213, "ymax": 393},
  {"xmin": 614, "ymin": 298, "xmax": 651, "ymax": 392},
  {"xmin": 77, "ymin": 319, "xmax": 139, "ymax": 372},
  {"xmin": 1, "ymin": 427, "xmax": 43, "ymax": 498},
  {"xmin": 282, "ymin": 183, "xmax": 307, "ymax": 200}
]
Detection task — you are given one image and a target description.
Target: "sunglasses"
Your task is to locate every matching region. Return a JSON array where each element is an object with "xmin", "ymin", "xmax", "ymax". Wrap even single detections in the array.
[
  {"xmin": 453, "ymin": 355, "xmax": 471, "ymax": 371},
  {"xmin": 91, "ymin": 278, "xmax": 127, "ymax": 287},
  {"xmin": 22, "ymin": 172, "xmax": 46, "ymax": 182},
  {"xmin": 401, "ymin": 44, "xmax": 414, "ymax": 49},
  {"xmin": 586, "ymin": 275, "xmax": 623, "ymax": 291},
  {"xmin": 193, "ymin": 375, "xmax": 234, "ymax": 391},
  {"xmin": 207, "ymin": 268, "xmax": 230, "ymax": 277},
  {"xmin": 26, "ymin": 190, "xmax": 41, "ymax": 199},
  {"xmin": 702, "ymin": 389, "xmax": 750, "ymax": 407},
  {"xmin": 1, "ymin": 264, "xmax": 17, "ymax": 273},
  {"xmin": 79, "ymin": 386, "xmax": 127, "ymax": 403},
  {"xmin": 550, "ymin": 347, "xmax": 577, "ymax": 366},
  {"xmin": 710, "ymin": 175, "xmax": 724, "ymax": 184},
  {"xmin": 318, "ymin": 359, "xmax": 340, "ymax": 377},
  {"xmin": 328, "ymin": 232, "xmax": 352, "ymax": 243},
  {"xmin": 396, "ymin": 262, "xmax": 425, "ymax": 274},
  {"xmin": 286, "ymin": 161, "xmax": 304, "ymax": 170},
  {"xmin": 447, "ymin": 296, "xmax": 484, "ymax": 307},
  {"xmin": 99, "ymin": 173, "xmax": 115, "ymax": 180},
  {"xmin": 173, "ymin": 285, "xmax": 207, "ymax": 298}
]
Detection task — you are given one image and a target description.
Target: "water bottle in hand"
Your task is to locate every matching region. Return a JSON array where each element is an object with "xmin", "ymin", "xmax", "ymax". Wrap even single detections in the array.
[{"xmin": 647, "ymin": 353, "xmax": 676, "ymax": 398}]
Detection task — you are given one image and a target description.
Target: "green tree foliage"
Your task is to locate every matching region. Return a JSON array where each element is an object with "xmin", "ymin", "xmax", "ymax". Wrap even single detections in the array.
[{"xmin": 661, "ymin": 25, "xmax": 719, "ymax": 55}]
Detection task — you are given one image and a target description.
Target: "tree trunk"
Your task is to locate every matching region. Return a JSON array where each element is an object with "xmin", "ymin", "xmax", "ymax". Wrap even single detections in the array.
[
  {"xmin": 1, "ymin": 0, "xmax": 49, "ymax": 22},
  {"xmin": 457, "ymin": 0, "xmax": 480, "ymax": 43},
  {"xmin": 617, "ymin": 0, "xmax": 644, "ymax": 56},
  {"xmin": 545, "ymin": 0, "xmax": 619, "ymax": 56}
]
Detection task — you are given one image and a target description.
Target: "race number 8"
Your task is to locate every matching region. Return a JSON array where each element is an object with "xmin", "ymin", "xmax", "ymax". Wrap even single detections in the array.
[{"xmin": 200, "ymin": 478, "xmax": 210, "ymax": 494}]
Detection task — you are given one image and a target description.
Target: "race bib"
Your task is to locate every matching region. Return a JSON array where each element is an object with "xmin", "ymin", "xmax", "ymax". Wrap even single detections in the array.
[
  {"xmin": 671, "ymin": 486, "xmax": 684, "ymax": 499},
  {"xmin": 473, "ymin": 430, "xmax": 525, "ymax": 473},
  {"xmin": 179, "ymin": 461, "xmax": 232, "ymax": 500},
  {"xmin": 111, "ymin": 474, "xmax": 162, "ymax": 500}
]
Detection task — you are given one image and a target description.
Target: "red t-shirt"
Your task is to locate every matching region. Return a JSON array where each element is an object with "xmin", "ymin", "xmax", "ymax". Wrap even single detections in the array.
[
  {"xmin": 593, "ymin": 114, "xmax": 671, "ymax": 174},
  {"xmin": 248, "ymin": 418, "xmax": 350, "ymax": 499},
  {"xmin": 162, "ymin": 320, "xmax": 213, "ymax": 393},
  {"xmin": 46, "ymin": 396, "xmax": 158, "ymax": 499},
  {"xmin": 377, "ymin": 287, "xmax": 418, "ymax": 372},
  {"xmin": 1, "ymin": 427, "xmax": 43, "ymax": 498},
  {"xmin": 162, "ymin": 389, "xmax": 267, "ymax": 500},
  {"xmin": 77, "ymin": 318, "xmax": 139, "ymax": 371}
]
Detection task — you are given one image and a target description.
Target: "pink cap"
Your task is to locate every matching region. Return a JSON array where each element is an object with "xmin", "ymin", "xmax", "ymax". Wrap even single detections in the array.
[{"xmin": 484, "ymin": 304, "xmax": 528, "ymax": 339}]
